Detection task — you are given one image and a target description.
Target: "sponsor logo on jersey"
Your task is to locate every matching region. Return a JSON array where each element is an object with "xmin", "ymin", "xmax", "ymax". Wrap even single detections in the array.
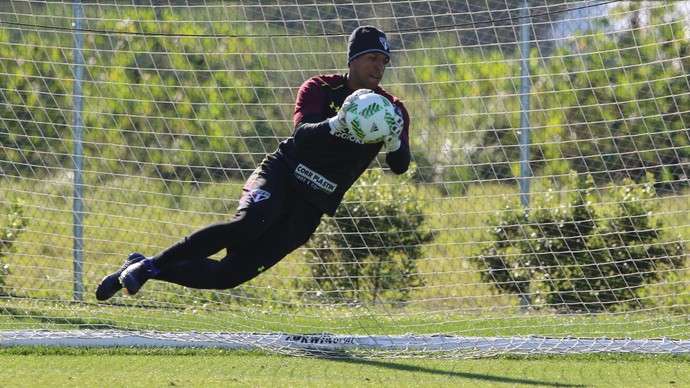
[
  {"xmin": 249, "ymin": 189, "xmax": 271, "ymax": 202},
  {"xmin": 332, "ymin": 129, "xmax": 364, "ymax": 144},
  {"xmin": 294, "ymin": 163, "xmax": 338, "ymax": 194}
]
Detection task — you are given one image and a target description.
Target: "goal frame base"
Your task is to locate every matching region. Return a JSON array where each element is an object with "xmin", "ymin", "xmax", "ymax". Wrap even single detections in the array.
[{"xmin": 2, "ymin": 330, "xmax": 689, "ymax": 356}]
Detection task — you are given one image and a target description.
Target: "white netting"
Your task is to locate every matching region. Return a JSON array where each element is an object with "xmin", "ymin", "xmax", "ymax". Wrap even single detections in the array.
[{"xmin": 1, "ymin": 0, "xmax": 688, "ymax": 357}]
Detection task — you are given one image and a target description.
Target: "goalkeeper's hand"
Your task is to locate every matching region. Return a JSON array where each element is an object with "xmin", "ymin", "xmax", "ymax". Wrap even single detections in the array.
[
  {"xmin": 384, "ymin": 106, "xmax": 404, "ymax": 153},
  {"xmin": 328, "ymin": 88, "xmax": 373, "ymax": 136}
]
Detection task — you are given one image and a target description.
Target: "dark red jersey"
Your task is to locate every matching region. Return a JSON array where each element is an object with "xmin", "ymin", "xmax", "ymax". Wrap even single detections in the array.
[{"xmin": 271, "ymin": 73, "xmax": 411, "ymax": 216}]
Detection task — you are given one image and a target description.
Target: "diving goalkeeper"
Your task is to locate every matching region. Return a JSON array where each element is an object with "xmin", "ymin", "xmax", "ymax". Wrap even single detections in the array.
[{"xmin": 96, "ymin": 25, "xmax": 411, "ymax": 300}]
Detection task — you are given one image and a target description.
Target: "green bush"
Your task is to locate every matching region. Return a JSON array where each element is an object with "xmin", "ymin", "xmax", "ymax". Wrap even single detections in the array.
[
  {"xmin": 304, "ymin": 168, "xmax": 432, "ymax": 304},
  {"xmin": 1, "ymin": 200, "xmax": 29, "ymax": 291},
  {"xmin": 475, "ymin": 172, "xmax": 687, "ymax": 313}
]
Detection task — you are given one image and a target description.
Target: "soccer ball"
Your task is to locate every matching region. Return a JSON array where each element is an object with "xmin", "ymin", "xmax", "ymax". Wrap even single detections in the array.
[{"xmin": 345, "ymin": 91, "xmax": 399, "ymax": 144}]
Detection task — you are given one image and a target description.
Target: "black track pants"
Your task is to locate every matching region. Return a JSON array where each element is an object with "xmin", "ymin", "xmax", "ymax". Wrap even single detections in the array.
[{"xmin": 150, "ymin": 162, "xmax": 323, "ymax": 289}]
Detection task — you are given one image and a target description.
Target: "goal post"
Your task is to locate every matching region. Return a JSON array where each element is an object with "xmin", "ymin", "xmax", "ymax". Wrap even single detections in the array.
[{"xmin": 1, "ymin": 0, "xmax": 689, "ymax": 357}]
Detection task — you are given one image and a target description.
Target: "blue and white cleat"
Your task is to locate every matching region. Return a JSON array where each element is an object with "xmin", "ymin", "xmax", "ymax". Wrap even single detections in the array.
[
  {"xmin": 118, "ymin": 257, "xmax": 159, "ymax": 296},
  {"xmin": 95, "ymin": 253, "xmax": 146, "ymax": 301}
]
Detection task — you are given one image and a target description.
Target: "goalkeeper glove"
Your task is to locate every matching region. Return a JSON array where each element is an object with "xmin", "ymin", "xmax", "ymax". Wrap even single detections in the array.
[
  {"xmin": 384, "ymin": 106, "xmax": 404, "ymax": 153},
  {"xmin": 328, "ymin": 88, "xmax": 373, "ymax": 136}
]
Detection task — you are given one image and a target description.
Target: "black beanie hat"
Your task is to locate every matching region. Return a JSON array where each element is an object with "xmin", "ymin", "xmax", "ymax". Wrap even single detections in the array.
[{"xmin": 347, "ymin": 26, "xmax": 391, "ymax": 64}]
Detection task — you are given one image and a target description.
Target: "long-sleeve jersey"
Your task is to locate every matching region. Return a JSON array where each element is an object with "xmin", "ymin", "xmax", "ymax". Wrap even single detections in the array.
[{"xmin": 268, "ymin": 73, "xmax": 411, "ymax": 216}]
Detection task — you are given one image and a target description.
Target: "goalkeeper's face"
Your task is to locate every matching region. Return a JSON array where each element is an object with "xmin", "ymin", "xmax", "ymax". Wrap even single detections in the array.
[{"xmin": 348, "ymin": 53, "xmax": 390, "ymax": 90}]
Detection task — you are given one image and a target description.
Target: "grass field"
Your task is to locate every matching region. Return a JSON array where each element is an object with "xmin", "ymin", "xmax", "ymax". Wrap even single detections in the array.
[{"xmin": 1, "ymin": 347, "xmax": 689, "ymax": 387}]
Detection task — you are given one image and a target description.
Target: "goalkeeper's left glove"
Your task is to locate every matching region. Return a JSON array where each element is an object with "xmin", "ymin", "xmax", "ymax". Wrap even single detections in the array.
[
  {"xmin": 384, "ymin": 106, "xmax": 404, "ymax": 153},
  {"xmin": 328, "ymin": 104, "xmax": 349, "ymax": 135},
  {"xmin": 328, "ymin": 88, "xmax": 373, "ymax": 136}
]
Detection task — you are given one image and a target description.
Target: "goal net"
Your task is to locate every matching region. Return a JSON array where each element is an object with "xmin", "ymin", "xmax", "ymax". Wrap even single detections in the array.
[{"xmin": 1, "ymin": 0, "xmax": 689, "ymax": 357}]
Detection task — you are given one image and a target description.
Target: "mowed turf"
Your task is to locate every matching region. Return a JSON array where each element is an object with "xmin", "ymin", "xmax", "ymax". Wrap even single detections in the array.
[{"xmin": 0, "ymin": 347, "xmax": 688, "ymax": 387}]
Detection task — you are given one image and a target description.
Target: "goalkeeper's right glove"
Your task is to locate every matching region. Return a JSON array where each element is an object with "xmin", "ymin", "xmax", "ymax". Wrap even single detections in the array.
[{"xmin": 328, "ymin": 88, "xmax": 373, "ymax": 136}]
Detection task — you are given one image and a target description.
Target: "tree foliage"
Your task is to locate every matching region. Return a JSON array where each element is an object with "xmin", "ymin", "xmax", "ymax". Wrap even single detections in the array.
[
  {"xmin": 409, "ymin": 3, "xmax": 690, "ymax": 192},
  {"xmin": 1, "ymin": 11, "xmax": 290, "ymax": 183},
  {"xmin": 532, "ymin": 3, "xmax": 690, "ymax": 190},
  {"xmin": 3, "ymin": 3, "xmax": 690, "ymax": 192}
]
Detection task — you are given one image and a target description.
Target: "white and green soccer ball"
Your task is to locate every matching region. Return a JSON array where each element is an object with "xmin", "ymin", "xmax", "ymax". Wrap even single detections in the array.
[{"xmin": 345, "ymin": 92, "xmax": 399, "ymax": 144}]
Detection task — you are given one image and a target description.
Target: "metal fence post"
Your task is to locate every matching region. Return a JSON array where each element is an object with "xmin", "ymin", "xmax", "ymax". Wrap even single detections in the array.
[
  {"xmin": 72, "ymin": 0, "xmax": 85, "ymax": 301},
  {"xmin": 519, "ymin": 0, "xmax": 532, "ymax": 210}
]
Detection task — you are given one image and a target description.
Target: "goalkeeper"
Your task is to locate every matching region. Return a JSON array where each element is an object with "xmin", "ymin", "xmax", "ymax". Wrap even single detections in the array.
[{"xmin": 96, "ymin": 25, "xmax": 411, "ymax": 300}]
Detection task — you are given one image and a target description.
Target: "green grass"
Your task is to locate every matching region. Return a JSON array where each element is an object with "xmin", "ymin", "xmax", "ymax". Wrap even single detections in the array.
[
  {"xmin": 2, "ymin": 298, "xmax": 690, "ymax": 340},
  {"xmin": 0, "ymin": 347, "xmax": 689, "ymax": 387}
]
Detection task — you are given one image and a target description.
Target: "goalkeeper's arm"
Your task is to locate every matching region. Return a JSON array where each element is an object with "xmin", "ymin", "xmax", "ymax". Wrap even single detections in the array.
[
  {"xmin": 292, "ymin": 117, "xmax": 333, "ymax": 148},
  {"xmin": 293, "ymin": 86, "xmax": 368, "ymax": 149},
  {"xmin": 385, "ymin": 138, "xmax": 410, "ymax": 175}
]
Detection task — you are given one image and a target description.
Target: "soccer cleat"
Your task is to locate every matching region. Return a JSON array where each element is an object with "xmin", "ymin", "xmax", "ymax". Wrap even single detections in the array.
[
  {"xmin": 95, "ymin": 253, "xmax": 146, "ymax": 301},
  {"xmin": 118, "ymin": 257, "xmax": 159, "ymax": 296}
]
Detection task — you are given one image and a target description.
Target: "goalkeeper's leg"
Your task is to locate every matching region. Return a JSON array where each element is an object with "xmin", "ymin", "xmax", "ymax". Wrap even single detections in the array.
[
  {"xmin": 98, "ymin": 163, "xmax": 289, "ymax": 299},
  {"xmin": 112, "ymin": 206, "xmax": 277, "ymax": 296},
  {"xmin": 153, "ymin": 208, "xmax": 273, "ymax": 267},
  {"xmin": 152, "ymin": 198, "xmax": 322, "ymax": 289},
  {"xmin": 119, "ymin": 199, "xmax": 289, "ymax": 296},
  {"xmin": 150, "ymin": 161, "xmax": 289, "ymax": 269}
]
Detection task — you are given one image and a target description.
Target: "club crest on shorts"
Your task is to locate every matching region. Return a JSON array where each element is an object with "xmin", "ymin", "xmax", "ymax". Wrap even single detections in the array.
[{"xmin": 249, "ymin": 189, "xmax": 271, "ymax": 202}]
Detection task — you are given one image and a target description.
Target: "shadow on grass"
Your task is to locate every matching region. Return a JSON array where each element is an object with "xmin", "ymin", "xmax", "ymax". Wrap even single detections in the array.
[{"xmin": 326, "ymin": 356, "xmax": 583, "ymax": 387}]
